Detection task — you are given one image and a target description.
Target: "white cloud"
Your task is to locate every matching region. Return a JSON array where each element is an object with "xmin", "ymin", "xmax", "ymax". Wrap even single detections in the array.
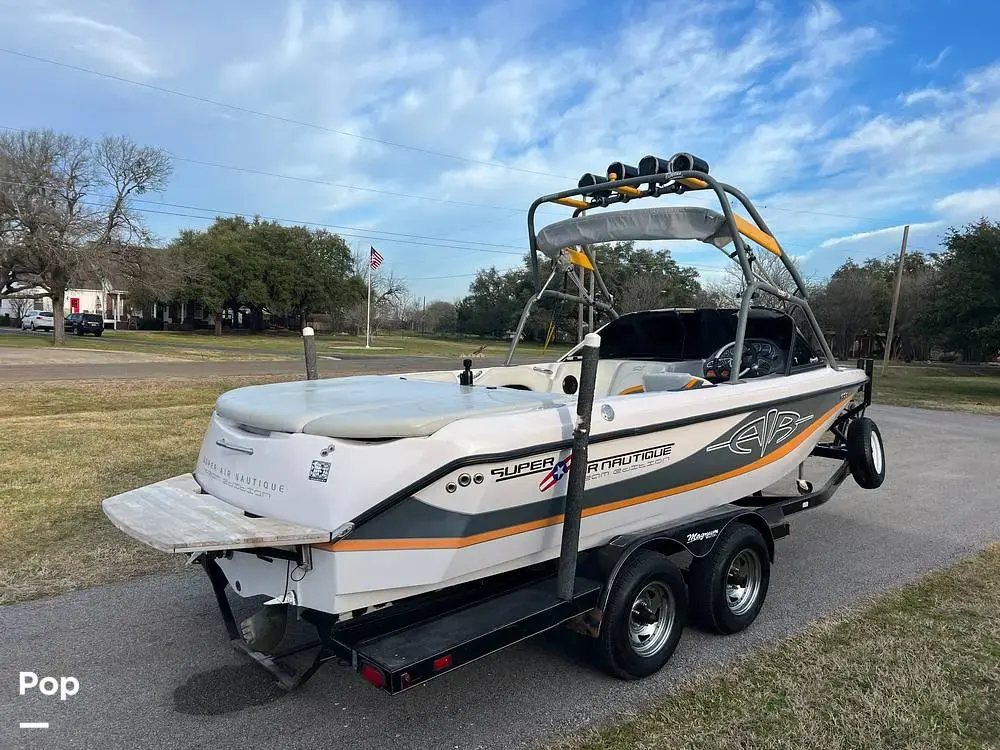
[
  {"xmin": 819, "ymin": 221, "xmax": 942, "ymax": 249},
  {"xmin": 917, "ymin": 46, "xmax": 951, "ymax": 71},
  {"xmin": 934, "ymin": 188, "xmax": 1000, "ymax": 219},
  {"xmin": 829, "ymin": 62, "xmax": 1000, "ymax": 177},
  {"xmin": 776, "ymin": 1, "xmax": 884, "ymax": 85},
  {"xmin": 899, "ymin": 87, "xmax": 952, "ymax": 107},
  {"xmin": 8, "ymin": 0, "xmax": 999, "ymax": 298},
  {"xmin": 33, "ymin": 9, "xmax": 157, "ymax": 77}
]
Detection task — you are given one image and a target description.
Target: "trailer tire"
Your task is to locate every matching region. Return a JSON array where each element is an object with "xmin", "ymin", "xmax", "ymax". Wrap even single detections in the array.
[
  {"xmin": 847, "ymin": 417, "xmax": 885, "ymax": 489},
  {"xmin": 688, "ymin": 523, "xmax": 770, "ymax": 635},
  {"xmin": 596, "ymin": 549, "xmax": 687, "ymax": 680}
]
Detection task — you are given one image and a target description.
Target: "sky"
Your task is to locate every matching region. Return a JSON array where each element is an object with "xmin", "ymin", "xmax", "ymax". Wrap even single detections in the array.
[{"xmin": 1, "ymin": 0, "xmax": 999, "ymax": 302}]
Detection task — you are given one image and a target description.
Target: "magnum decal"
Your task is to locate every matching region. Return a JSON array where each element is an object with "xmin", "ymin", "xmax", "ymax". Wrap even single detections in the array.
[{"xmin": 706, "ymin": 408, "xmax": 813, "ymax": 458}]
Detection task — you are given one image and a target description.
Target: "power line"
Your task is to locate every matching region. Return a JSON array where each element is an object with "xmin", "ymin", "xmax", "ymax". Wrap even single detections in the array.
[
  {"xmin": 0, "ymin": 47, "xmax": 569, "ymax": 180},
  {"xmin": 0, "ymin": 124, "xmax": 906, "ymax": 227},
  {"xmin": 409, "ymin": 272, "xmax": 481, "ymax": 280},
  {"xmin": 758, "ymin": 203, "xmax": 893, "ymax": 223},
  {"xmin": 0, "ymin": 177, "xmax": 526, "ymax": 255},
  {"xmin": 168, "ymin": 154, "xmax": 546, "ymax": 213},
  {"xmin": 1, "ymin": 124, "xmax": 565, "ymax": 217},
  {"xmin": 89, "ymin": 202, "xmax": 527, "ymax": 257},
  {"xmin": 128, "ymin": 196, "xmax": 528, "ymax": 250}
]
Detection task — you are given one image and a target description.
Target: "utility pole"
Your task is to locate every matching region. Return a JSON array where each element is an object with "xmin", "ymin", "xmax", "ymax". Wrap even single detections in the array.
[{"xmin": 881, "ymin": 224, "xmax": 909, "ymax": 377}]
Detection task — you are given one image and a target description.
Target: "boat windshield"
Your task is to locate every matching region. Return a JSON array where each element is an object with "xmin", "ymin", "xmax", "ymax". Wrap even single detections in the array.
[{"xmin": 560, "ymin": 308, "xmax": 798, "ymax": 363}]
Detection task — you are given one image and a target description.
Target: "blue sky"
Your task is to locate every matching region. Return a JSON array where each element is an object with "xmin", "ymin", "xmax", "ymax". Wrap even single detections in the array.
[{"xmin": 2, "ymin": 0, "xmax": 999, "ymax": 302}]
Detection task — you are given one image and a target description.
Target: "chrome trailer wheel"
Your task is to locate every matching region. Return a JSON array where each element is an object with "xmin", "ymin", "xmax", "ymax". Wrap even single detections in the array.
[
  {"xmin": 628, "ymin": 581, "xmax": 677, "ymax": 658},
  {"xmin": 597, "ymin": 549, "xmax": 687, "ymax": 679},
  {"xmin": 725, "ymin": 548, "xmax": 763, "ymax": 617},
  {"xmin": 689, "ymin": 522, "xmax": 771, "ymax": 635}
]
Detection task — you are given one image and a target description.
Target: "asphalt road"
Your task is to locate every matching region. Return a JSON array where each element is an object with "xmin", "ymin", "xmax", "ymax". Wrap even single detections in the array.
[{"xmin": 2, "ymin": 405, "xmax": 998, "ymax": 750}]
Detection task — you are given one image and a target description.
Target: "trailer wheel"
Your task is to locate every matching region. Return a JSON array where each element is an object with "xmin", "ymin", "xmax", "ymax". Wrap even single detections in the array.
[
  {"xmin": 846, "ymin": 416, "xmax": 885, "ymax": 489},
  {"xmin": 688, "ymin": 523, "xmax": 770, "ymax": 635},
  {"xmin": 596, "ymin": 549, "xmax": 687, "ymax": 679}
]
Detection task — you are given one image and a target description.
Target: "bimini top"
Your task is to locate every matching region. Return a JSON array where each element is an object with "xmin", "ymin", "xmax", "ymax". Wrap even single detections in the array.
[{"xmin": 535, "ymin": 206, "xmax": 736, "ymax": 259}]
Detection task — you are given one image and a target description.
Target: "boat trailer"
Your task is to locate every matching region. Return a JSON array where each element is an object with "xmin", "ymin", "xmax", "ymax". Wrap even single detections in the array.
[{"xmin": 195, "ymin": 354, "xmax": 877, "ymax": 694}]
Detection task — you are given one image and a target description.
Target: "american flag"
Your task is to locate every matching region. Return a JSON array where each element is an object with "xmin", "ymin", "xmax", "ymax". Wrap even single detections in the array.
[
  {"xmin": 370, "ymin": 246, "xmax": 384, "ymax": 270},
  {"xmin": 539, "ymin": 456, "xmax": 572, "ymax": 492}
]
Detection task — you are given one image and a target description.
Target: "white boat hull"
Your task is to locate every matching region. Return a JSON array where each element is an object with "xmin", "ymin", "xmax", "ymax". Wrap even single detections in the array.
[{"xmin": 103, "ymin": 361, "xmax": 865, "ymax": 616}]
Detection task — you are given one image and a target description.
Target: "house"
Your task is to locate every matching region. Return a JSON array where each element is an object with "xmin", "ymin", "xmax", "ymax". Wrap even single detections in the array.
[
  {"xmin": 1, "ymin": 278, "xmax": 131, "ymax": 327},
  {"xmin": 63, "ymin": 277, "xmax": 131, "ymax": 327}
]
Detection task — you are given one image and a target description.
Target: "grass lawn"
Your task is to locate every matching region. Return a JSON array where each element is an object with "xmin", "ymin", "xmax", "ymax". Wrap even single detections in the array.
[
  {"xmin": 556, "ymin": 544, "xmax": 1000, "ymax": 750},
  {"xmin": 113, "ymin": 330, "xmax": 568, "ymax": 359},
  {"xmin": 0, "ymin": 329, "xmax": 568, "ymax": 361},
  {"xmin": 872, "ymin": 363, "xmax": 1000, "ymax": 415},
  {"xmin": 0, "ymin": 375, "xmax": 287, "ymax": 605}
]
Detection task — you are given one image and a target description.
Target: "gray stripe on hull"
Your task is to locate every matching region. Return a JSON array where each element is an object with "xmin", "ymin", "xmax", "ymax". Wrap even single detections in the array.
[{"xmin": 347, "ymin": 389, "xmax": 846, "ymax": 541}]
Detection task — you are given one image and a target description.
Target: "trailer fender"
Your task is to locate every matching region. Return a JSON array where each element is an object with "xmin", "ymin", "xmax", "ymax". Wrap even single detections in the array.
[{"xmin": 594, "ymin": 509, "xmax": 782, "ymax": 620}]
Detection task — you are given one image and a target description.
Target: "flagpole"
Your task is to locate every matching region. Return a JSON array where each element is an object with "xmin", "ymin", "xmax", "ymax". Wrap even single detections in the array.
[{"xmin": 365, "ymin": 251, "xmax": 372, "ymax": 349}]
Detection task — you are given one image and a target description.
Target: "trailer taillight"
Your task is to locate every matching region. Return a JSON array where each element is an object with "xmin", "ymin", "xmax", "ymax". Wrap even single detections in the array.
[
  {"xmin": 359, "ymin": 663, "xmax": 385, "ymax": 689},
  {"xmin": 432, "ymin": 655, "xmax": 453, "ymax": 671}
]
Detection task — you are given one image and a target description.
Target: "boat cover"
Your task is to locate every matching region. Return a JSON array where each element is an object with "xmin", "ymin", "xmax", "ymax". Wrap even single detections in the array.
[
  {"xmin": 214, "ymin": 376, "xmax": 573, "ymax": 439},
  {"xmin": 535, "ymin": 206, "xmax": 734, "ymax": 258}
]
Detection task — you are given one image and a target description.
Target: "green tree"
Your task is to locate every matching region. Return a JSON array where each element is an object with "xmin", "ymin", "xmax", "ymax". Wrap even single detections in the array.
[
  {"xmin": 922, "ymin": 219, "xmax": 1000, "ymax": 360},
  {"xmin": 169, "ymin": 216, "xmax": 362, "ymax": 334},
  {"xmin": 591, "ymin": 241, "xmax": 701, "ymax": 312},
  {"xmin": 454, "ymin": 243, "xmax": 702, "ymax": 341}
]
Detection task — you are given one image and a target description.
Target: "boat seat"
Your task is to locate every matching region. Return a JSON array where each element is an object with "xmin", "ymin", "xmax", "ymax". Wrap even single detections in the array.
[
  {"xmin": 625, "ymin": 372, "xmax": 716, "ymax": 393},
  {"xmin": 644, "ymin": 372, "xmax": 715, "ymax": 391}
]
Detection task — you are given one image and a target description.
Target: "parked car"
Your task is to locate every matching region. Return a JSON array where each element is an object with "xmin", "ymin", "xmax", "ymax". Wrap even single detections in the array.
[
  {"xmin": 65, "ymin": 312, "xmax": 105, "ymax": 336},
  {"xmin": 20, "ymin": 311, "xmax": 54, "ymax": 331}
]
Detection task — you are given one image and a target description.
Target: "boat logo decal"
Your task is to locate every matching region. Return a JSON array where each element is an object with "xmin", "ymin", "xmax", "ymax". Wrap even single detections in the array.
[
  {"xmin": 492, "ymin": 456, "xmax": 556, "ymax": 482},
  {"xmin": 308, "ymin": 460, "xmax": 331, "ymax": 483},
  {"xmin": 706, "ymin": 408, "xmax": 813, "ymax": 458},
  {"xmin": 539, "ymin": 457, "xmax": 572, "ymax": 491},
  {"xmin": 198, "ymin": 456, "xmax": 287, "ymax": 497},
  {"xmin": 686, "ymin": 529, "xmax": 719, "ymax": 543},
  {"xmin": 537, "ymin": 443, "xmax": 676, "ymax": 491}
]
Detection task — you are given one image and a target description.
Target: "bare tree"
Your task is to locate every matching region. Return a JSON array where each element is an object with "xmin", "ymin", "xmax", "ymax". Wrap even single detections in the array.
[
  {"xmin": 717, "ymin": 246, "xmax": 800, "ymax": 310},
  {"xmin": 5, "ymin": 294, "xmax": 36, "ymax": 321},
  {"xmin": 0, "ymin": 129, "xmax": 172, "ymax": 343}
]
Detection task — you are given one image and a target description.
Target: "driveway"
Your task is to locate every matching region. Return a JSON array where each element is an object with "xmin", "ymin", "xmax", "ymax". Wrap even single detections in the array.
[{"xmin": 1, "ymin": 405, "xmax": 998, "ymax": 749}]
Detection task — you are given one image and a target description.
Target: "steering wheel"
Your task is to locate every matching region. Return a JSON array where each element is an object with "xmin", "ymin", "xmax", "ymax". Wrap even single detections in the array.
[{"xmin": 703, "ymin": 339, "xmax": 776, "ymax": 383}]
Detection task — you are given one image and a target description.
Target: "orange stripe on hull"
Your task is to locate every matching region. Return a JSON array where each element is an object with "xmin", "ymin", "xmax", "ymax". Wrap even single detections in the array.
[{"xmin": 320, "ymin": 395, "xmax": 852, "ymax": 553}]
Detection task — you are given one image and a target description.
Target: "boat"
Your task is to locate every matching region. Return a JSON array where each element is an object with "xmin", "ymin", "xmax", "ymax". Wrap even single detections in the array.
[{"xmin": 101, "ymin": 152, "xmax": 886, "ymax": 690}]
